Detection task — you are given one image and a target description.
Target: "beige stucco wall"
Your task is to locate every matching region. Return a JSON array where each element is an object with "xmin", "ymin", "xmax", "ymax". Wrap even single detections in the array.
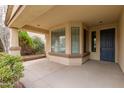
[
  {"xmin": 118, "ymin": 8, "xmax": 124, "ymax": 72},
  {"xmin": 49, "ymin": 21, "xmax": 85, "ymax": 54},
  {"xmin": 47, "ymin": 22, "xmax": 89, "ymax": 65},
  {"xmin": 48, "ymin": 55, "xmax": 82, "ymax": 65},
  {"xmin": 89, "ymin": 23, "xmax": 118, "ymax": 63},
  {"xmin": 46, "ymin": 21, "xmax": 118, "ymax": 65}
]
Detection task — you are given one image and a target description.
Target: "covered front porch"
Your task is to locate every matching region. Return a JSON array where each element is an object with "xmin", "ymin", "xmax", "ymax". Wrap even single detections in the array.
[
  {"xmin": 21, "ymin": 58, "xmax": 124, "ymax": 88},
  {"xmin": 5, "ymin": 5, "xmax": 124, "ymax": 73}
]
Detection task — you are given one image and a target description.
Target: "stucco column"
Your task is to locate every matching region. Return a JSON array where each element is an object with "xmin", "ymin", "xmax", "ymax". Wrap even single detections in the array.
[
  {"xmin": 45, "ymin": 32, "xmax": 50, "ymax": 56},
  {"xmin": 9, "ymin": 28, "xmax": 21, "ymax": 56},
  {"xmin": 65, "ymin": 24, "xmax": 71, "ymax": 55}
]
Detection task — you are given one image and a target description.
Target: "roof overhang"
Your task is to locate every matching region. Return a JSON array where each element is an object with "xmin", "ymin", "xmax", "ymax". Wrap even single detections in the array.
[
  {"xmin": 5, "ymin": 5, "xmax": 13, "ymax": 26},
  {"xmin": 5, "ymin": 5, "xmax": 54, "ymax": 34},
  {"xmin": 5, "ymin": 5, "xmax": 123, "ymax": 33}
]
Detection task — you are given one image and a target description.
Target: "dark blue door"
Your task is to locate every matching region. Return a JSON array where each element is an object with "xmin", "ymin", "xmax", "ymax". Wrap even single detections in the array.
[{"xmin": 100, "ymin": 28, "xmax": 115, "ymax": 62}]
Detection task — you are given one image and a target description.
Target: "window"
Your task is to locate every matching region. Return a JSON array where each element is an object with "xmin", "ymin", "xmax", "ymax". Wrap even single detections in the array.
[
  {"xmin": 71, "ymin": 27, "xmax": 80, "ymax": 54},
  {"xmin": 51, "ymin": 28, "xmax": 65, "ymax": 53},
  {"xmin": 91, "ymin": 31, "xmax": 96, "ymax": 52}
]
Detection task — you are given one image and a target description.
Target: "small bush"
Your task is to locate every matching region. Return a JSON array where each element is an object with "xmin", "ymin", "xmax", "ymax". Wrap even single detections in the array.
[
  {"xmin": 19, "ymin": 31, "xmax": 35, "ymax": 55},
  {"xmin": 19, "ymin": 30, "xmax": 34, "ymax": 48},
  {"xmin": 19, "ymin": 29, "xmax": 45, "ymax": 55},
  {"xmin": 0, "ymin": 52, "xmax": 24, "ymax": 88},
  {"xmin": 32, "ymin": 36, "xmax": 45, "ymax": 54}
]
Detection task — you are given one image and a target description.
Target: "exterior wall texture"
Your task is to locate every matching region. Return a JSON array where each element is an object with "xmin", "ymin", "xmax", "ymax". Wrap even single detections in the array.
[
  {"xmin": 48, "ymin": 55, "xmax": 82, "ymax": 65},
  {"xmin": 47, "ymin": 21, "xmax": 119, "ymax": 65},
  {"xmin": 5, "ymin": 6, "xmax": 124, "ymax": 68},
  {"xmin": 89, "ymin": 23, "xmax": 118, "ymax": 63},
  {"xmin": 9, "ymin": 28, "xmax": 21, "ymax": 56},
  {"xmin": 118, "ymin": 8, "xmax": 124, "ymax": 72},
  {"xmin": 47, "ymin": 22, "xmax": 88, "ymax": 65},
  {"xmin": 46, "ymin": 22, "xmax": 91, "ymax": 65}
]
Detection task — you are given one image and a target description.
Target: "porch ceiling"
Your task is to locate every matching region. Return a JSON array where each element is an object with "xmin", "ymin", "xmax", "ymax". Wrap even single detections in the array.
[{"xmin": 7, "ymin": 5, "xmax": 123, "ymax": 30}]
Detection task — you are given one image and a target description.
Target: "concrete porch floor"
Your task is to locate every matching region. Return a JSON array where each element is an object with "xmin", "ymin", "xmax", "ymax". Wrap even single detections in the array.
[{"xmin": 20, "ymin": 58, "xmax": 124, "ymax": 88}]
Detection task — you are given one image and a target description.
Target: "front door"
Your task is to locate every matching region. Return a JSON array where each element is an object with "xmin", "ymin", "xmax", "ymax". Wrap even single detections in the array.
[{"xmin": 100, "ymin": 28, "xmax": 115, "ymax": 62}]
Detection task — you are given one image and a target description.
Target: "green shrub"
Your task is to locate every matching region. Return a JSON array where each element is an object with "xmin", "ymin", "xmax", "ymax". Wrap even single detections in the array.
[
  {"xmin": 18, "ymin": 29, "xmax": 45, "ymax": 55},
  {"xmin": 0, "ymin": 52, "xmax": 24, "ymax": 88},
  {"xmin": 32, "ymin": 36, "xmax": 45, "ymax": 54},
  {"xmin": 19, "ymin": 30, "xmax": 35, "ymax": 55},
  {"xmin": 19, "ymin": 30, "xmax": 34, "ymax": 48}
]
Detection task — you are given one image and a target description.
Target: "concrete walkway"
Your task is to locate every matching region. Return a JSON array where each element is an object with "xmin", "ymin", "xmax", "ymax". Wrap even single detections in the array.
[{"xmin": 21, "ymin": 58, "xmax": 124, "ymax": 88}]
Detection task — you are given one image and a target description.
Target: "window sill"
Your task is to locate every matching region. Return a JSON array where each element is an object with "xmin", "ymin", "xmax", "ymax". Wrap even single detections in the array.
[
  {"xmin": 48, "ymin": 52, "xmax": 67, "ymax": 57},
  {"xmin": 48, "ymin": 52, "xmax": 82, "ymax": 58}
]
